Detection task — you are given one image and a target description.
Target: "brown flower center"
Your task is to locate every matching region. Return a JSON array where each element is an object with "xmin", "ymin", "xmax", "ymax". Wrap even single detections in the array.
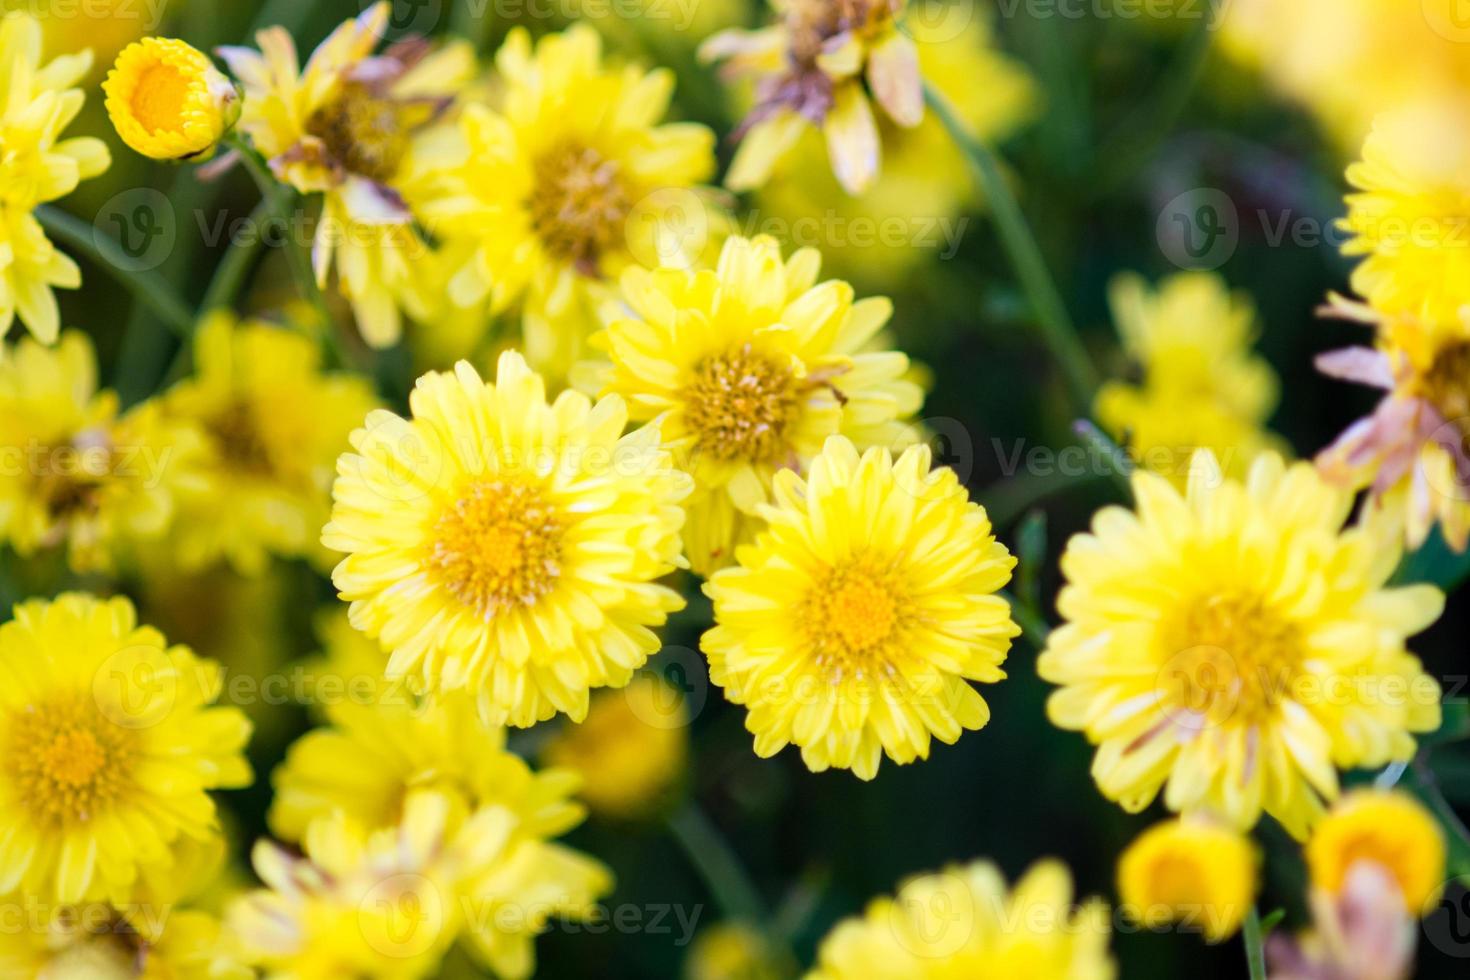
[
  {"xmin": 306, "ymin": 82, "xmax": 419, "ymax": 183},
  {"xmin": 681, "ymin": 345, "xmax": 803, "ymax": 465},
  {"xmin": 528, "ymin": 143, "xmax": 631, "ymax": 269}
]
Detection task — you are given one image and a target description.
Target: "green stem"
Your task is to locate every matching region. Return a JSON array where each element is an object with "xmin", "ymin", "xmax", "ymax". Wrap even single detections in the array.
[
  {"xmin": 925, "ymin": 86, "xmax": 1099, "ymax": 412},
  {"xmin": 199, "ymin": 198, "xmax": 272, "ymax": 315},
  {"xmin": 1073, "ymin": 420, "xmax": 1135, "ymax": 497},
  {"xmin": 35, "ymin": 204, "xmax": 194, "ymax": 338},
  {"xmin": 1243, "ymin": 905, "xmax": 1267, "ymax": 980},
  {"xmin": 666, "ymin": 802, "xmax": 766, "ymax": 924},
  {"xmin": 1000, "ymin": 589, "xmax": 1050, "ymax": 649}
]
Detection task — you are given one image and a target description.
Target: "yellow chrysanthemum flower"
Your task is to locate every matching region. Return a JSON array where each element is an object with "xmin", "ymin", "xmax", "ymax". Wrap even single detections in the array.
[
  {"xmin": 1305, "ymin": 789, "xmax": 1446, "ymax": 917},
  {"xmin": 1340, "ymin": 102, "xmax": 1470, "ymax": 323},
  {"xmin": 414, "ymin": 25, "xmax": 716, "ymax": 380},
  {"xmin": 266, "ymin": 695, "xmax": 611, "ymax": 979},
  {"xmin": 540, "ymin": 672, "xmax": 688, "ymax": 820},
  {"xmin": 162, "ymin": 312, "xmax": 378, "ymax": 574},
  {"xmin": 1039, "ymin": 450, "xmax": 1443, "ymax": 838},
  {"xmin": 323, "ymin": 350, "xmax": 689, "ymax": 727},
  {"xmin": 104, "ymin": 36, "xmax": 240, "ymax": 161},
  {"xmin": 1096, "ymin": 272, "xmax": 1286, "ymax": 487},
  {"xmin": 702, "ymin": 0, "xmax": 924, "ymax": 195},
  {"xmin": 806, "ymin": 859, "xmax": 1115, "ymax": 978},
  {"xmin": 0, "ymin": 11, "xmax": 110, "ymax": 346},
  {"xmin": 234, "ymin": 789, "xmax": 549, "ymax": 980},
  {"xmin": 217, "ymin": 2, "xmax": 476, "ymax": 346},
  {"xmin": 583, "ymin": 234, "xmax": 923, "ymax": 574},
  {"xmin": 1116, "ymin": 817, "xmax": 1258, "ymax": 942},
  {"xmin": 0, "ymin": 331, "xmax": 205, "ymax": 572},
  {"xmin": 751, "ymin": 11, "xmax": 1035, "ymax": 287},
  {"xmin": 1315, "ymin": 296, "xmax": 1470, "ymax": 552},
  {"xmin": 0, "ymin": 592, "xmax": 251, "ymax": 904},
  {"xmin": 702, "ymin": 437, "xmax": 1019, "ymax": 779}
]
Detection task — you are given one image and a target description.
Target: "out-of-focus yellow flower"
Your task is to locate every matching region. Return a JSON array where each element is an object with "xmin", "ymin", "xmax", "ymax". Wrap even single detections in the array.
[
  {"xmin": 265, "ymin": 695, "xmax": 611, "ymax": 978},
  {"xmin": 104, "ymin": 36, "xmax": 239, "ymax": 161},
  {"xmin": 582, "ymin": 235, "xmax": 923, "ymax": 574},
  {"xmin": 703, "ymin": 437, "xmax": 1018, "ymax": 780},
  {"xmin": 752, "ymin": 11, "xmax": 1035, "ymax": 287},
  {"xmin": 1117, "ymin": 817, "xmax": 1258, "ymax": 942},
  {"xmin": 162, "ymin": 312, "xmax": 378, "ymax": 574},
  {"xmin": 324, "ymin": 351, "xmax": 689, "ymax": 727},
  {"xmin": 541, "ymin": 672, "xmax": 688, "ymax": 820},
  {"xmin": 685, "ymin": 922, "xmax": 793, "ymax": 980},
  {"xmin": 806, "ymin": 860, "xmax": 1114, "ymax": 978},
  {"xmin": 0, "ymin": 11, "xmax": 111, "ymax": 346},
  {"xmin": 1341, "ymin": 103, "xmax": 1470, "ymax": 324},
  {"xmin": 0, "ymin": 331, "xmax": 204, "ymax": 572},
  {"xmin": 702, "ymin": 0, "xmax": 923, "ymax": 195},
  {"xmin": 1039, "ymin": 450, "xmax": 1443, "ymax": 839},
  {"xmin": 1096, "ymin": 272, "xmax": 1285, "ymax": 487},
  {"xmin": 0, "ymin": 593, "xmax": 251, "ymax": 904},
  {"xmin": 3, "ymin": 0, "xmax": 168, "ymax": 83},
  {"xmin": 413, "ymin": 25, "xmax": 717, "ymax": 381},
  {"xmin": 1315, "ymin": 296, "xmax": 1470, "ymax": 552},
  {"xmin": 1305, "ymin": 789, "xmax": 1446, "ymax": 917},
  {"xmin": 218, "ymin": 2, "xmax": 476, "ymax": 346}
]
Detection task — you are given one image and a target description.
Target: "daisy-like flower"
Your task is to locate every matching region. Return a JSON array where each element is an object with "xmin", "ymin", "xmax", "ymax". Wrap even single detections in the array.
[
  {"xmin": 163, "ymin": 312, "xmax": 378, "ymax": 574},
  {"xmin": 702, "ymin": 437, "xmax": 1019, "ymax": 780},
  {"xmin": 1038, "ymin": 450, "xmax": 1444, "ymax": 839},
  {"xmin": 323, "ymin": 351, "xmax": 689, "ymax": 727},
  {"xmin": 1097, "ymin": 272, "xmax": 1286, "ymax": 487},
  {"xmin": 1316, "ymin": 295, "xmax": 1470, "ymax": 551},
  {"xmin": 806, "ymin": 860, "xmax": 1115, "ymax": 978},
  {"xmin": 1305, "ymin": 789, "xmax": 1446, "ymax": 917},
  {"xmin": 701, "ymin": 0, "xmax": 922, "ymax": 195},
  {"xmin": 0, "ymin": 11, "xmax": 111, "ymax": 346},
  {"xmin": 1116, "ymin": 817, "xmax": 1258, "ymax": 942},
  {"xmin": 217, "ymin": 2, "xmax": 477, "ymax": 346},
  {"xmin": 0, "ymin": 593, "xmax": 251, "ymax": 904},
  {"xmin": 540, "ymin": 673, "xmax": 689, "ymax": 820},
  {"xmin": 232, "ymin": 790, "xmax": 533, "ymax": 980},
  {"xmin": 583, "ymin": 234, "xmax": 923, "ymax": 574},
  {"xmin": 413, "ymin": 25, "xmax": 717, "ymax": 380},
  {"xmin": 1340, "ymin": 102, "xmax": 1470, "ymax": 324},
  {"xmin": 104, "ymin": 36, "xmax": 240, "ymax": 161},
  {"xmin": 266, "ymin": 695, "xmax": 612, "ymax": 980},
  {"xmin": 0, "ymin": 331, "xmax": 204, "ymax": 572}
]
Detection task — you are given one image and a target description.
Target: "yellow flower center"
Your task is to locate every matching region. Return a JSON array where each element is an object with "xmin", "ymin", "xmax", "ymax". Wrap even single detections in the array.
[
  {"xmin": 5, "ymin": 697, "xmax": 139, "ymax": 825},
  {"xmin": 130, "ymin": 61, "xmax": 192, "ymax": 135},
  {"xmin": 682, "ymin": 345, "xmax": 801, "ymax": 465},
  {"xmin": 306, "ymin": 82, "xmax": 414, "ymax": 183},
  {"xmin": 1144, "ymin": 852, "xmax": 1205, "ymax": 908},
  {"xmin": 529, "ymin": 143, "xmax": 631, "ymax": 268},
  {"xmin": 1161, "ymin": 592, "xmax": 1301, "ymax": 726},
  {"xmin": 803, "ymin": 560, "xmax": 908, "ymax": 681},
  {"xmin": 428, "ymin": 477, "xmax": 565, "ymax": 619}
]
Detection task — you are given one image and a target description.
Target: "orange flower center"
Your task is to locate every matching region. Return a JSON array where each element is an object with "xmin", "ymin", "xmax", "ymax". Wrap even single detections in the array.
[
  {"xmin": 428, "ymin": 477, "xmax": 565, "ymax": 619},
  {"xmin": 6, "ymin": 697, "xmax": 139, "ymax": 825},
  {"xmin": 803, "ymin": 559, "xmax": 909, "ymax": 681},
  {"xmin": 131, "ymin": 61, "xmax": 192, "ymax": 134}
]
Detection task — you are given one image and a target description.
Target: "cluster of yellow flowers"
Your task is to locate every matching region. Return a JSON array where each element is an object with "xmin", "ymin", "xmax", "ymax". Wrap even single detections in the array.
[{"xmin": 0, "ymin": 0, "xmax": 1463, "ymax": 977}]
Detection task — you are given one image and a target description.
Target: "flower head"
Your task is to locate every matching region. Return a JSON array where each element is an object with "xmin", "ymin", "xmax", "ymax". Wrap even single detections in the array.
[
  {"xmin": 1305, "ymin": 789, "xmax": 1446, "ymax": 917},
  {"xmin": 1038, "ymin": 450, "xmax": 1443, "ymax": 838},
  {"xmin": 806, "ymin": 859, "xmax": 1114, "ymax": 978},
  {"xmin": 540, "ymin": 672, "xmax": 689, "ymax": 820},
  {"xmin": 0, "ymin": 331, "xmax": 205, "ymax": 572},
  {"xmin": 414, "ymin": 25, "xmax": 717, "ymax": 380},
  {"xmin": 0, "ymin": 592, "xmax": 251, "ymax": 904},
  {"xmin": 584, "ymin": 234, "xmax": 923, "ymax": 573},
  {"xmin": 324, "ymin": 351, "xmax": 689, "ymax": 726},
  {"xmin": 702, "ymin": 0, "xmax": 924, "ymax": 194},
  {"xmin": 163, "ymin": 312, "xmax": 378, "ymax": 574},
  {"xmin": 104, "ymin": 36, "xmax": 239, "ymax": 161},
  {"xmin": 1117, "ymin": 817, "xmax": 1258, "ymax": 942},
  {"xmin": 0, "ymin": 11, "xmax": 111, "ymax": 345},
  {"xmin": 1097, "ymin": 272, "xmax": 1285, "ymax": 486},
  {"xmin": 264, "ymin": 693, "xmax": 611, "ymax": 978},
  {"xmin": 702, "ymin": 437, "xmax": 1018, "ymax": 779},
  {"xmin": 218, "ymin": 2, "xmax": 476, "ymax": 346}
]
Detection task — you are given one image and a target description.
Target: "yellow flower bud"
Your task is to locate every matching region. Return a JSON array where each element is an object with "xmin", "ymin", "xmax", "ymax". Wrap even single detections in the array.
[
  {"xmin": 1117, "ymin": 817, "xmax": 1259, "ymax": 942},
  {"xmin": 103, "ymin": 37, "xmax": 239, "ymax": 161}
]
